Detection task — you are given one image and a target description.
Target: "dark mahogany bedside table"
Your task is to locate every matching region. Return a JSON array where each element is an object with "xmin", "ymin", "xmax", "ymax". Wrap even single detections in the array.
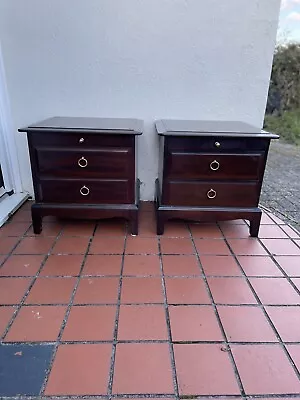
[
  {"xmin": 19, "ymin": 116, "xmax": 143, "ymax": 235},
  {"xmin": 155, "ymin": 119, "xmax": 279, "ymax": 236}
]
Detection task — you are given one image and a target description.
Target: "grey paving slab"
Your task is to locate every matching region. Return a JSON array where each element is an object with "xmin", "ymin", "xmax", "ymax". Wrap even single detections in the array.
[{"xmin": 261, "ymin": 141, "xmax": 300, "ymax": 231}]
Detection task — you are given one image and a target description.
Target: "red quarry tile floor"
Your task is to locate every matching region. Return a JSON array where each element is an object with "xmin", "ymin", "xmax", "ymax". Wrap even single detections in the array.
[
  {"xmin": 74, "ymin": 277, "xmax": 119, "ymax": 304},
  {"xmin": 165, "ymin": 277, "xmax": 210, "ymax": 304},
  {"xmin": 61, "ymin": 305, "xmax": 116, "ymax": 341},
  {"xmin": 0, "ymin": 221, "xmax": 30, "ymax": 237},
  {"xmin": 258, "ymin": 224, "xmax": 290, "ymax": 239},
  {"xmin": 174, "ymin": 343, "xmax": 240, "ymax": 395},
  {"xmin": 292, "ymin": 277, "xmax": 300, "ymax": 291},
  {"xmin": 227, "ymin": 238, "xmax": 269, "ymax": 255},
  {"xmin": 94, "ymin": 219, "xmax": 127, "ymax": 236},
  {"xmin": 0, "ymin": 277, "xmax": 31, "ymax": 304},
  {"xmin": 249, "ymin": 277, "xmax": 300, "ymax": 305},
  {"xmin": 0, "ymin": 306, "xmax": 16, "ymax": 336},
  {"xmin": 200, "ymin": 255, "xmax": 243, "ymax": 276},
  {"xmin": 0, "ymin": 201, "xmax": 300, "ymax": 398},
  {"xmin": 13, "ymin": 236, "xmax": 56, "ymax": 254},
  {"xmin": 25, "ymin": 277, "xmax": 77, "ymax": 305},
  {"xmin": 0, "ymin": 237, "xmax": 20, "ymax": 254},
  {"xmin": 45, "ymin": 344, "xmax": 112, "ymax": 395},
  {"xmin": 217, "ymin": 306, "xmax": 278, "ymax": 342},
  {"xmin": 162, "ymin": 254, "xmax": 201, "ymax": 276},
  {"xmin": 261, "ymin": 238, "xmax": 300, "ymax": 256},
  {"xmin": 125, "ymin": 236, "xmax": 159, "ymax": 254},
  {"xmin": 169, "ymin": 305, "xmax": 223, "ymax": 341},
  {"xmin": 0, "ymin": 255, "xmax": 45, "ymax": 276},
  {"xmin": 221, "ymin": 223, "xmax": 258, "ymax": 239},
  {"xmin": 4, "ymin": 305, "xmax": 67, "ymax": 342},
  {"xmin": 113, "ymin": 343, "xmax": 174, "ymax": 394},
  {"xmin": 89, "ymin": 237, "xmax": 125, "ymax": 254},
  {"xmin": 163, "ymin": 221, "xmax": 190, "ymax": 237},
  {"xmin": 40, "ymin": 254, "xmax": 84, "ymax": 276},
  {"xmin": 121, "ymin": 277, "xmax": 164, "ymax": 303},
  {"xmin": 117, "ymin": 305, "xmax": 168, "ymax": 340},
  {"xmin": 26, "ymin": 221, "xmax": 64, "ymax": 237},
  {"xmin": 190, "ymin": 222, "xmax": 223, "ymax": 238},
  {"xmin": 265, "ymin": 306, "xmax": 300, "ymax": 342},
  {"xmin": 231, "ymin": 344, "xmax": 300, "ymax": 394},
  {"xmin": 82, "ymin": 254, "xmax": 123, "ymax": 276},
  {"xmin": 237, "ymin": 255, "xmax": 283, "ymax": 277},
  {"xmin": 61, "ymin": 222, "xmax": 95, "ymax": 237},
  {"xmin": 287, "ymin": 345, "xmax": 300, "ymax": 371},
  {"xmin": 207, "ymin": 277, "xmax": 258, "ymax": 304},
  {"xmin": 52, "ymin": 236, "xmax": 90, "ymax": 254},
  {"xmin": 195, "ymin": 238, "xmax": 232, "ymax": 255},
  {"xmin": 123, "ymin": 254, "xmax": 161, "ymax": 276},
  {"xmin": 160, "ymin": 237, "xmax": 195, "ymax": 254},
  {"xmin": 274, "ymin": 255, "xmax": 300, "ymax": 276}
]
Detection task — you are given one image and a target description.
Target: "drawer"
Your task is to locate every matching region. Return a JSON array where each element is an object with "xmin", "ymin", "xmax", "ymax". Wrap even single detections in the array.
[
  {"xmin": 29, "ymin": 132, "xmax": 134, "ymax": 148},
  {"xmin": 166, "ymin": 152, "xmax": 263, "ymax": 180},
  {"xmin": 163, "ymin": 181, "xmax": 259, "ymax": 207},
  {"xmin": 166, "ymin": 136, "xmax": 269, "ymax": 153},
  {"xmin": 36, "ymin": 148, "xmax": 133, "ymax": 179},
  {"xmin": 39, "ymin": 179, "xmax": 133, "ymax": 204}
]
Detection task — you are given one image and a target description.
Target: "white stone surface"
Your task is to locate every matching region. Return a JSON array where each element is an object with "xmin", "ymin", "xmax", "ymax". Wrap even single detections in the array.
[{"xmin": 0, "ymin": 0, "xmax": 281, "ymax": 199}]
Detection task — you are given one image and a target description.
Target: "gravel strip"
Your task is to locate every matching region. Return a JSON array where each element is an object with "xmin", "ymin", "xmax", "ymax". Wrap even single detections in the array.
[{"xmin": 260, "ymin": 140, "xmax": 300, "ymax": 231}]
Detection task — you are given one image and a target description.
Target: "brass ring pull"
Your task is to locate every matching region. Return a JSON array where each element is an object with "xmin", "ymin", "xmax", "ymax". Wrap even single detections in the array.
[
  {"xmin": 78, "ymin": 157, "xmax": 88, "ymax": 168},
  {"xmin": 79, "ymin": 137, "xmax": 85, "ymax": 143},
  {"xmin": 80, "ymin": 185, "xmax": 90, "ymax": 196},
  {"xmin": 207, "ymin": 189, "xmax": 217, "ymax": 199},
  {"xmin": 210, "ymin": 160, "xmax": 220, "ymax": 171},
  {"xmin": 215, "ymin": 141, "xmax": 221, "ymax": 148}
]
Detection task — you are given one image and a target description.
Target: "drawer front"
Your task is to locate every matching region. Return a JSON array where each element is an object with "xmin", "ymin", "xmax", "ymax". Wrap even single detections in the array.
[
  {"xmin": 166, "ymin": 136, "xmax": 269, "ymax": 153},
  {"xmin": 39, "ymin": 179, "xmax": 133, "ymax": 204},
  {"xmin": 163, "ymin": 181, "xmax": 259, "ymax": 207},
  {"xmin": 166, "ymin": 152, "xmax": 263, "ymax": 180},
  {"xmin": 29, "ymin": 132, "xmax": 134, "ymax": 149},
  {"xmin": 36, "ymin": 148, "xmax": 133, "ymax": 179}
]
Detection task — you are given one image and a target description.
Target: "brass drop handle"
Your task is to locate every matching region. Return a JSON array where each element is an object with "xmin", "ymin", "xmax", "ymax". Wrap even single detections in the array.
[
  {"xmin": 79, "ymin": 137, "xmax": 85, "ymax": 143},
  {"xmin": 80, "ymin": 185, "xmax": 90, "ymax": 196},
  {"xmin": 215, "ymin": 141, "xmax": 221, "ymax": 148},
  {"xmin": 207, "ymin": 189, "xmax": 217, "ymax": 199},
  {"xmin": 210, "ymin": 160, "xmax": 220, "ymax": 171},
  {"xmin": 78, "ymin": 156, "xmax": 88, "ymax": 168}
]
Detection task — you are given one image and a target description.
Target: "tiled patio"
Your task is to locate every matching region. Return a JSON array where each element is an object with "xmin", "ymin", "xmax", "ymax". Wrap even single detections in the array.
[{"xmin": 0, "ymin": 201, "xmax": 300, "ymax": 399}]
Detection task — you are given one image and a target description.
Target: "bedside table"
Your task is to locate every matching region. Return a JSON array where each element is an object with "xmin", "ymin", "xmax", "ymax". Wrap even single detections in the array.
[
  {"xmin": 155, "ymin": 119, "xmax": 279, "ymax": 236},
  {"xmin": 19, "ymin": 116, "xmax": 143, "ymax": 235}
]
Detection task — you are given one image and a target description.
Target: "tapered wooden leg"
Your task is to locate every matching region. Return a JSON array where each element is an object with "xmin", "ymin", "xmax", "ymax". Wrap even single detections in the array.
[{"xmin": 249, "ymin": 212, "xmax": 262, "ymax": 237}]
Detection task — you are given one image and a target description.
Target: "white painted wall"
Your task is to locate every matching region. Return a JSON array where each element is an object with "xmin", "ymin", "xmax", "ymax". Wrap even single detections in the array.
[{"xmin": 0, "ymin": 0, "xmax": 281, "ymax": 200}]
